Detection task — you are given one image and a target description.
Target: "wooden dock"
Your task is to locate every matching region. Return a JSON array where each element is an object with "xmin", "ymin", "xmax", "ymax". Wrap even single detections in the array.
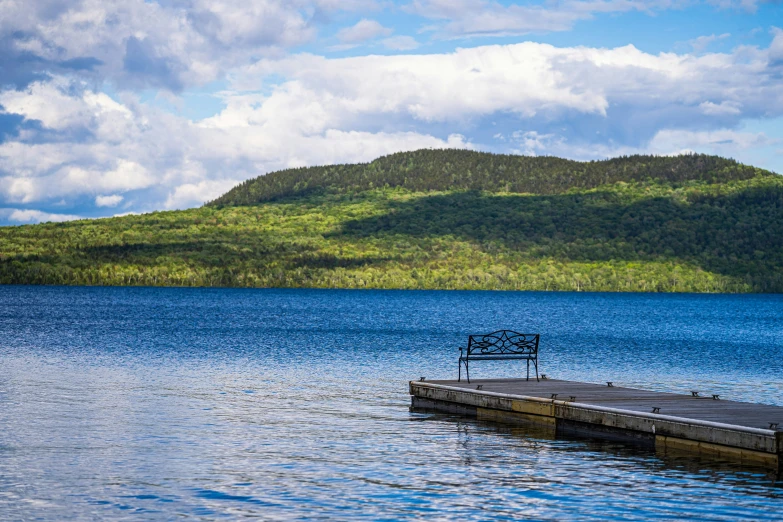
[{"xmin": 410, "ymin": 378, "xmax": 783, "ymax": 469}]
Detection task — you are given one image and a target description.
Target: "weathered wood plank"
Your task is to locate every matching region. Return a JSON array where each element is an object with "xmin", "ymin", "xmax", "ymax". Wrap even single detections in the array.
[
  {"xmin": 422, "ymin": 379, "xmax": 783, "ymax": 429},
  {"xmin": 410, "ymin": 378, "xmax": 783, "ymax": 468}
]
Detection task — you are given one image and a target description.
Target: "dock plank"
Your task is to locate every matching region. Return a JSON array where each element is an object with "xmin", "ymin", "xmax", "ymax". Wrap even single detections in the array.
[{"xmin": 423, "ymin": 379, "xmax": 783, "ymax": 431}]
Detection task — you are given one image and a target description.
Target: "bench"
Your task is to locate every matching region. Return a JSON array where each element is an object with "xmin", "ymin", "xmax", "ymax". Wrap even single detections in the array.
[{"xmin": 458, "ymin": 330, "xmax": 540, "ymax": 383}]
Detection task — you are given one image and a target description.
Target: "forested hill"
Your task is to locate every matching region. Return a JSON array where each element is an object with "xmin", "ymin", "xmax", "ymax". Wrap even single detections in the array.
[
  {"xmin": 209, "ymin": 149, "xmax": 772, "ymax": 206},
  {"xmin": 2, "ymin": 150, "xmax": 782, "ymax": 293}
]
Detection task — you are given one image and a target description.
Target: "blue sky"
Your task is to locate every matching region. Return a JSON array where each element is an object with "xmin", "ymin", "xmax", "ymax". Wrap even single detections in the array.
[{"xmin": 1, "ymin": 0, "xmax": 782, "ymax": 225}]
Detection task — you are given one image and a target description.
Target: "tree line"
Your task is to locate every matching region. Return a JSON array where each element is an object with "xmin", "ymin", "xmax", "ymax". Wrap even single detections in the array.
[{"xmin": 209, "ymin": 149, "xmax": 772, "ymax": 206}]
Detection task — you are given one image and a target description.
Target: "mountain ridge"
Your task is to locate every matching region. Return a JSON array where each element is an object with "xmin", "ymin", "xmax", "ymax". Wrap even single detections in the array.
[{"xmin": 209, "ymin": 149, "xmax": 775, "ymax": 206}]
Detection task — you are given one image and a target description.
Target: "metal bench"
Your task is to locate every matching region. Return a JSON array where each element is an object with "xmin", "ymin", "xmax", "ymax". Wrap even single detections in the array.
[{"xmin": 458, "ymin": 330, "xmax": 540, "ymax": 383}]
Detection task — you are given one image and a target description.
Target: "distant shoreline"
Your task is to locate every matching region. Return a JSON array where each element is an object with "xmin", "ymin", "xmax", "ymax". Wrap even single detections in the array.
[{"xmin": 1, "ymin": 283, "xmax": 777, "ymax": 295}]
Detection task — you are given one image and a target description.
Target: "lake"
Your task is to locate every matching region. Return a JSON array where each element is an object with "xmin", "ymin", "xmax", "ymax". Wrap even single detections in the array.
[{"xmin": 1, "ymin": 286, "xmax": 782, "ymax": 520}]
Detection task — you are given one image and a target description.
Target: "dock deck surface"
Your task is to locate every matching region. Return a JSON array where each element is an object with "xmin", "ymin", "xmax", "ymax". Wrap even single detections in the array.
[
  {"xmin": 410, "ymin": 378, "xmax": 783, "ymax": 468},
  {"xmin": 426, "ymin": 379, "xmax": 783, "ymax": 430}
]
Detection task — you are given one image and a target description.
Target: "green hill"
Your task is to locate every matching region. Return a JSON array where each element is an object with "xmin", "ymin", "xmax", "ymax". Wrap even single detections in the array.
[
  {"xmin": 210, "ymin": 149, "xmax": 766, "ymax": 205},
  {"xmin": 2, "ymin": 149, "xmax": 782, "ymax": 292}
]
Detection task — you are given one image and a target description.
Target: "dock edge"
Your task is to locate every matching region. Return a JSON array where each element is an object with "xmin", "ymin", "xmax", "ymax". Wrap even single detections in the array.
[{"xmin": 410, "ymin": 381, "xmax": 781, "ymax": 469}]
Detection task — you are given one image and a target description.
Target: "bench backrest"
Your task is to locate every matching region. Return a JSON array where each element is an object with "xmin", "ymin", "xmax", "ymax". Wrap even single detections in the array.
[{"xmin": 466, "ymin": 330, "xmax": 539, "ymax": 356}]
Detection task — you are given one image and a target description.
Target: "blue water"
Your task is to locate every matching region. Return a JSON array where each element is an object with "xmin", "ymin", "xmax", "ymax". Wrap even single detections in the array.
[{"xmin": 1, "ymin": 286, "xmax": 782, "ymax": 521}]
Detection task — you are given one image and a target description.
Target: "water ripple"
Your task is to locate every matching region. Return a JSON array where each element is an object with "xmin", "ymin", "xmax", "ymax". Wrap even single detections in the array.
[{"xmin": 0, "ymin": 286, "xmax": 782, "ymax": 520}]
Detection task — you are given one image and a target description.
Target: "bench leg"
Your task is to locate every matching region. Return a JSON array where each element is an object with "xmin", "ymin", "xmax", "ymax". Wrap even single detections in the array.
[
  {"xmin": 458, "ymin": 359, "xmax": 471, "ymax": 382},
  {"xmin": 525, "ymin": 359, "xmax": 540, "ymax": 382}
]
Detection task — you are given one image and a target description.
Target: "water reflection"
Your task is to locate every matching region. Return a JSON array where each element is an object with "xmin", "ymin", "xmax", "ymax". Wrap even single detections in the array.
[{"xmin": 413, "ymin": 409, "xmax": 783, "ymax": 482}]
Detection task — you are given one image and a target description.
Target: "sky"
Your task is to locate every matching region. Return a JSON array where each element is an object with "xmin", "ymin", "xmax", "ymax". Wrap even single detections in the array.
[{"xmin": 1, "ymin": 0, "xmax": 782, "ymax": 225}]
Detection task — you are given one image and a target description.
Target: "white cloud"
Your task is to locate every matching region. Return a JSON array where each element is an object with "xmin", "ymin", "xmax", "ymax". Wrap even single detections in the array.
[
  {"xmin": 699, "ymin": 100, "xmax": 742, "ymax": 115},
  {"xmin": 707, "ymin": 0, "xmax": 770, "ymax": 12},
  {"xmin": 95, "ymin": 194, "xmax": 124, "ymax": 207},
  {"xmin": 501, "ymin": 127, "xmax": 778, "ymax": 162},
  {"xmin": 508, "ymin": 131, "xmax": 560, "ymax": 156},
  {"xmin": 164, "ymin": 179, "xmax": 242, "ymax": 209},
  {"xmin": 0, "ymin": 79, "xmax": 132, "ymax": 132},
  {"xmin": 0, "ymin": 0, "xmax": 374, "ymax": 91},
  {"xmin": 0, "ymin": 157, "xmax": 156, "ymax": 204},
  {"xmin": 382, "ymin": 36, "xmax": 420, "ymax": 51},
  {"xmin": 238, "ymin": 39, "xmax": 782, "ymax": 127},
  {"xmin": 238, "ymin": 45, "xmax": 610, "ymax": 122},
  {"xmin": 406, "ymin": 0, "xmax": 681, "ymax": 38},
  {"xmin": 407, "ymin": 1, "xmax": 777, "ymax": 39},
  {"xmin": 770, "ymin": 26, "xmax": 783, "ymax": 63},
  {"xmin": 689, "ymin": 33, "xmax": 731, "ymax": 53},
  {"xmin": 312, "ymin": 0, "xmax": 381, "ymax": 10},
  {"xmin": 336, "ymin": 19, "xmax": 392, "ymax": 44},
  {"xmin": 1, "ymin": 208, "xmax": 83, "ymax": 223},
  {"xmin": 0, "ymin": 77, "xmax": 471, "ymax": 214},
  {"xmin": 647, "ymin": 128, "xmax": 778, "ymax": 154}
]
